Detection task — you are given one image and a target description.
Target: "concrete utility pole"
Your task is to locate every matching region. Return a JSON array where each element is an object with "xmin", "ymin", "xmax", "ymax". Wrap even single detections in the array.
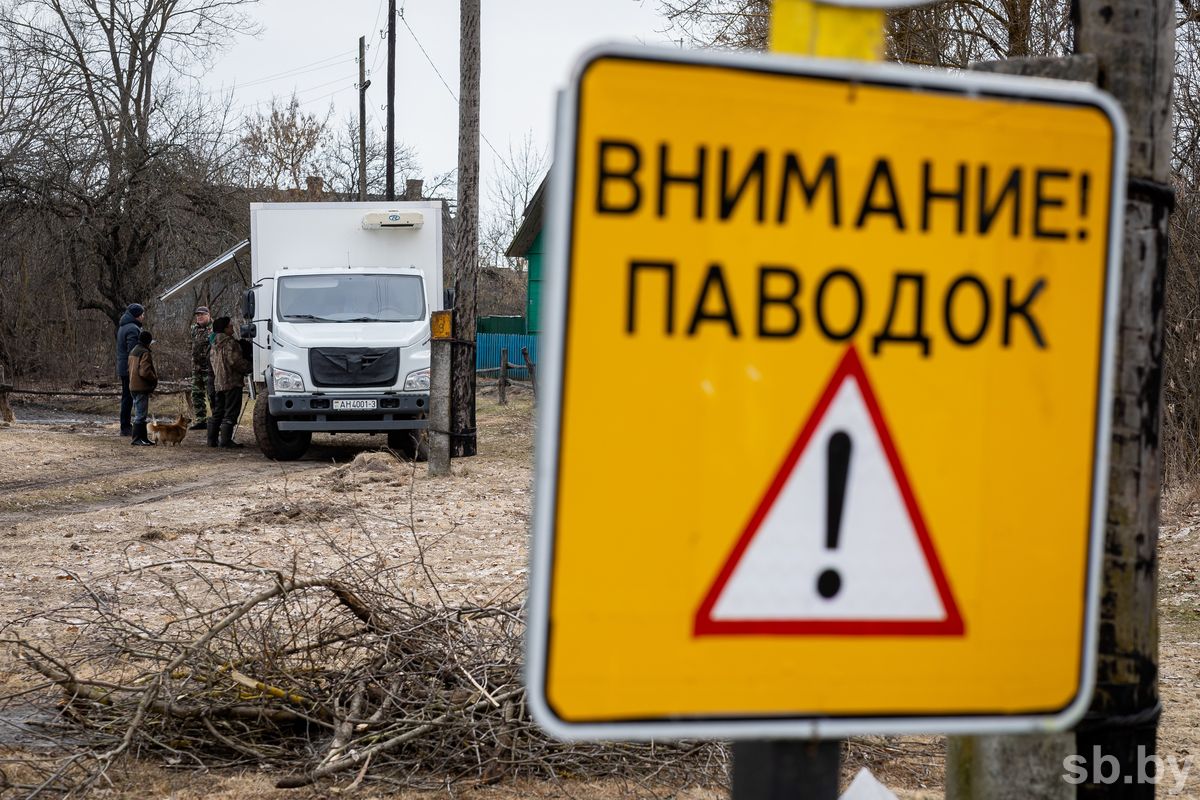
[
  {"xmin": 358, "ymin": 35, "xmax": 369, "ymax": 201},
  {"xmin": 1074, "ymin": 2, "xmax": 1172, "ymax": 796},
  {"xmin": 428, "ymin": 310, "xmax": 452, "ymax": 476},
  {"xmin": 385, "ymin": 0, "xmax": 396, "ymax": 202},
  {"xmin": 450, "ymin": 0, "xmax": 480, "ymax": 457}
]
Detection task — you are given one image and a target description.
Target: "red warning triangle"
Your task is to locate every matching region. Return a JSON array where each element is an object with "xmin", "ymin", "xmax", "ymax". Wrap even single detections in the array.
[{"xmin": 694, "ymin": 346, "xmax": 963, "ymax": 637}]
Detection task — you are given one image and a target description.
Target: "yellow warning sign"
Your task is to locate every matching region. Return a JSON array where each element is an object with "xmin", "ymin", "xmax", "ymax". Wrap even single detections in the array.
[{"xmin": 527, "ymin": 46, "xmax": 1126, "ymax": 739}]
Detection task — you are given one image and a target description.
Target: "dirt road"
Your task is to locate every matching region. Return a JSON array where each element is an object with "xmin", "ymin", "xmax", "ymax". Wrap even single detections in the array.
[
  {"xmin": 14, "ymin": 389, "xmax": 1198, "ymax": 797},
  {"xmin": 0, "ymin": 394, "xmax": 600, "ymax": 798},
  {"xmin": 0, "ymin": 393, "xmax": 951, "ymax": 798}
]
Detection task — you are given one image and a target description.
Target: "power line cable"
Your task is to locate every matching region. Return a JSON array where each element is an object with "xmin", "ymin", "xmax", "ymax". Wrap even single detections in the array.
[
  {"xmin": 370, "ymin": 0, "xmax": 386, "ymax": 43},
  {"xmin": 294, "ymin": 75, "xmax": 355, "ymax": 99},
  {"xmin": 370, "ymin": 106, "xmax": 387, "ymax": 135},
  {"xmin": 230, "ymin": 67, "xmax": 358, "ymax": 117},
  {"xmin": 244, "ymin": 52, "xmax": 353, "ymax": 83},
  {"xmin": 367, "ymin": 0, "xmax": 386, "ymax": 76},
  {"xmin": 205, "ymin": 60, "xmax": 355, "ymax": 101},
  {"xmin": 399, "ymin": 11, "xmax": 457, "ymax": 110},
  {"xmin": 237, "ymin": 58, "xmax": 355, "ymax": 90},
  {"xmin": 202, "ymin": 51, "xmax": 355, "ymax": 95},
  {"xmin": 398, "ymin": 10, "xmax": 522, "ymax": 183},
  {"xmin": 296, "ymin": 84, "xmax": 356, "ymax": 109}
]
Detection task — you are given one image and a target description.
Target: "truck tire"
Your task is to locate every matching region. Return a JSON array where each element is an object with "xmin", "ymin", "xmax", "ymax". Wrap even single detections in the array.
[
  {"xmin": 253, "ymin": 393, "xmax": 311, "ymax": 461},
  {"xmin": 388, "ymin": 423, "xmax": 428, "ymax": 462}
]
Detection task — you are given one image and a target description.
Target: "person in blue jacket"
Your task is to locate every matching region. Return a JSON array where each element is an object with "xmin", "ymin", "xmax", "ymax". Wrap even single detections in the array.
[{"xmin": 115, "ymin": 303, "xmax": 145, "ymax": 436}]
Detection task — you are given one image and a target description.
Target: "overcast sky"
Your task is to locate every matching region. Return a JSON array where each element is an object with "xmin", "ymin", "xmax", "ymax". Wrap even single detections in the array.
[{"xmin": 197, "ymin": 0, "xmax": 676, "ymax": 211}]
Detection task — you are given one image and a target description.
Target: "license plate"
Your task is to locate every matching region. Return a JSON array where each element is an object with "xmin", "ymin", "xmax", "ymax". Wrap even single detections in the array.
[{"xmin": 332, "ymin": 399, "xmax": 377, "ymax": 411}]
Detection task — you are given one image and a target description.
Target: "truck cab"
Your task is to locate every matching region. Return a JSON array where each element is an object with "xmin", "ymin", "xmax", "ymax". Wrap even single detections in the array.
[{"xmin": 252, "ymin": 264, "xmax": 434, "ymax": 459}]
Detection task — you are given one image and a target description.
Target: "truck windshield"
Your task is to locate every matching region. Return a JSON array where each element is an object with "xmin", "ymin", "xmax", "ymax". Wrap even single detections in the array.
[{"xmin": 277, "ymin": 274, "xmax": 425, "ymax": 323}]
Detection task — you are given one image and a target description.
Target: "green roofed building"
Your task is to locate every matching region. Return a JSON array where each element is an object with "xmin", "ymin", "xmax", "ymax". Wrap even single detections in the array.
[{"xmin": 505, "ymin": 176, "xmax": 548, "ymax": 335}]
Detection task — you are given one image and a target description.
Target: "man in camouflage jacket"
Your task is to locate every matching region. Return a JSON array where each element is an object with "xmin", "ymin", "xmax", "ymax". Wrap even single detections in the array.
[
  {"xmin": 189, "ymin": 306, "xmax": 214, "ymax": 430},
  {"xmin": 208, "ymin": 316, "xmax": 252, "ymax": 448}
]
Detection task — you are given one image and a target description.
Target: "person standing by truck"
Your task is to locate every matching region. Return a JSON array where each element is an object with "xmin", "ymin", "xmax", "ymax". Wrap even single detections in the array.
[
  {"xmin": 127, "ymin": 329, "xmax": 158, "ymax": 446},
  {"xmin": 208, "ymin": 316, "xmax": 252, "ymax": 448},
  {"xmin": 115, "ymin": 303, "xmax": 145, "ymax": 436},
  {"xmin": 189, "ymin": 306, "xmax": 214, "ymax": 430}
]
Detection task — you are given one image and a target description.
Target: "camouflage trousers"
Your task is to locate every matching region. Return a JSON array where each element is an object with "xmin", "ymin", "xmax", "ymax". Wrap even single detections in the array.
[{"xmin": 191, "ymin": 371, "xmax": 215, "ymax": 424}]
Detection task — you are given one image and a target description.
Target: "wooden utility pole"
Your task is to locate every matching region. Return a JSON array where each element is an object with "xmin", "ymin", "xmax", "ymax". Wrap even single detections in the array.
[
  {"xmin": 1074, "ymin": 1, "xmax": 1172, "ymax": 796},
  {"xmin": 385, "ymin": 0, "xmax": 396, "ymax": 201},
  {"xmin": 450, "ymin": 0, "xmax": 480, "ymax": 457},
  {"xmin": 358, "ymin": 35, "xmax": 369, "ymax": 201}
]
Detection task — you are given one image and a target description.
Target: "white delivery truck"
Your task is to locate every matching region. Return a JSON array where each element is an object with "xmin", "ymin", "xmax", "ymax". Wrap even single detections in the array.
[
  {"xmin": 246, "ymin": 202, "xmax": 443, "ymax": 460},
  {"xmin": 159, "ymin": 201, "xmax": 444, "ymax": 461}
]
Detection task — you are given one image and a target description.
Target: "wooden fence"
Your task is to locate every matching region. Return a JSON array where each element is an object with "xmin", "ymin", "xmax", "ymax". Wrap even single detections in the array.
[{"xmin": 476, "ymin": 333, "xmax": 537, "ymax": 381}]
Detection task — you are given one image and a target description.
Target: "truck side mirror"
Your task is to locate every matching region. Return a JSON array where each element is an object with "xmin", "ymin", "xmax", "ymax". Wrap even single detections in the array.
[
  {"xmin": 242, "ymin": 288, "xmax": 255, "ymax": 319},
  {"xmin": 239, "ymin": 323, "xmax": 257, "ymax": 340}
]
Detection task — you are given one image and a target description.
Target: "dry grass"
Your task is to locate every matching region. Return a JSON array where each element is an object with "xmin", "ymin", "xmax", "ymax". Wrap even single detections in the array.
[
  {"xmin": 0, "ymin": 390, "xmax": 968, "ymax": 798},
  {"xmin": 0, "ymin": 395, "xmax": 730, "ymax": 798}
]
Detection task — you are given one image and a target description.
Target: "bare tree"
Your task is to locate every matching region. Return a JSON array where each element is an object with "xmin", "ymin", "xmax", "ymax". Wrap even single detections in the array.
[
  {"xmin": 480, "ymin": 131, "xmax": 547, "ymax": 271},
  {"xmin": 0, "ymin": 0, "xmax": 260, "ymax": 327},
  {"xmin": 320, "ymin": 112, "xmax": 419, "ymax": 198},
  {"xmin": 1161, "ymin": 3, "xmax": 1200, "ymax": 479},
  {"xmin": 888, "ymin": 0, "xmax": 1071, "ymax": 66},
  {"xmin": 239, "ymin": 93, "xmax": 331, "ymax": 192},
  {"xmin": 0, "ymin": 14, "xmax": 66, "ymax": 190},
  {"xmin": 422, "ymin": 168, "xmax": 457, "ymax": 200},
  {"xmin": 656, "ymin": 0, "xmax": 1070, "ymax": 63},
  {"xmin": 657, "ymin": 0, "xmax": 770, "ymax": 50}
]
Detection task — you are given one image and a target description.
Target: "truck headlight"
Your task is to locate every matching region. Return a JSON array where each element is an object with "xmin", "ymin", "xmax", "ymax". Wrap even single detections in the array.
[
  {"xmin": 403, "ymin": 368, "xmax": 430, "ymax": 391},
  {"xmin": 272, "ymin": 367, "xmax": 305, "ymax": 392}
]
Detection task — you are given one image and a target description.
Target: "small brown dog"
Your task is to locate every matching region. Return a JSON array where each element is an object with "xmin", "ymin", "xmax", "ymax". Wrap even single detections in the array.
[{"xmin": 148, "ymin": 415, "xmax": 191, "ymax": 446}]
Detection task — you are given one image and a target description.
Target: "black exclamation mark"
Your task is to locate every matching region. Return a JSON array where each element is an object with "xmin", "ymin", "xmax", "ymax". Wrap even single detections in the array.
[
  {"xmin": 1077, "ymin": 172, "xmax": 1091, "ymax": 241},
  {"xmin": 817, "ymin": 431, "xmax": 852, "ymax": 600}
]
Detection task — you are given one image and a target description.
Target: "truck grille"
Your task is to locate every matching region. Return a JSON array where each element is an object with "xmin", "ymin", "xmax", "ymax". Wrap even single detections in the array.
[{"xmin": 308, "ymin": 347, "xmax": 399, "ymax": 387}]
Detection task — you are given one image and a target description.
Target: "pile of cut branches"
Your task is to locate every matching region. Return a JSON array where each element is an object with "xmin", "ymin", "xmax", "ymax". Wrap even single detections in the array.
[{"xmin": 1, "ymin": 551, "xmax": 727, "ymax": 796}]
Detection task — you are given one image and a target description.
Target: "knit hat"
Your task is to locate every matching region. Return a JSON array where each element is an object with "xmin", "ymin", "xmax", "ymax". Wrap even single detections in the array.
[
  {"xmin": 213, "ymin": 316, "xmax": 231, "ymax": 334},
  {"xmin": 138, "ymin": 330, "xmax": 153, "ymax": 346},
  {"xmin": 194, "ymin": 306, "xmax": 210, "ymax": 315},
  {"xmin": 127, "ymin": 303, "xmax": 145, "ymax": 318}
]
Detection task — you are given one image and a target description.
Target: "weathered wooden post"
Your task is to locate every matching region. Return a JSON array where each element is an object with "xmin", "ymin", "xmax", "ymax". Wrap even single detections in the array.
[
  {"xmin": 1074, "ymin": 2, "xmax": 1173, "ymax": 796},
  {"xmin": 499, "ymin": 346, "xmax": 509, "ymax": 405},
  {"xmin": 0, "ymin": 364, "xmax": 13, "ymax": 424},
  {"xmin": 428, "ymin": 310, "xmax": 452, "ymax": 476},
  {"xmin": 521, "ymin": 346, "xmax": 536, "ymax": 399}
]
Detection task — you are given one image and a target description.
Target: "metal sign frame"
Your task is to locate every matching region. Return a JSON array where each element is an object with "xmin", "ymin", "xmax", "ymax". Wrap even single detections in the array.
[
  {"xmin": 526, "ymin": 43, "xmax": 1127, "ymax": 741},
  {"xmin": 159, "ymin": 239, "xmax": 250, "ymax": 303}
]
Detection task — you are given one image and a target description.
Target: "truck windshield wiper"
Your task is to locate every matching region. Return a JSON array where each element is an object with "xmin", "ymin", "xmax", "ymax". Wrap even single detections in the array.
[{"xmin": 283, "ymin": 314, "xmax": 336, "ymax": 322}]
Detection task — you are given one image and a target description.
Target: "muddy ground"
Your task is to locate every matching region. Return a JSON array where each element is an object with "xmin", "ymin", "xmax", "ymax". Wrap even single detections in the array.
[{"xmin": 7, "ymin": 386, "xmax": 1192, "ymax": 797}]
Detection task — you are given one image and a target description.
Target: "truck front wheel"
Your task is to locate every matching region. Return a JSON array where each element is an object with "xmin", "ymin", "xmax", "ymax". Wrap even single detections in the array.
[
  {"xmin": 253, "ymin": 393, "xmax": 311, "ymax": 461},
  {"xmin": 388, "ymin": 420, "xmax": 428, "ymax": 462}
]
